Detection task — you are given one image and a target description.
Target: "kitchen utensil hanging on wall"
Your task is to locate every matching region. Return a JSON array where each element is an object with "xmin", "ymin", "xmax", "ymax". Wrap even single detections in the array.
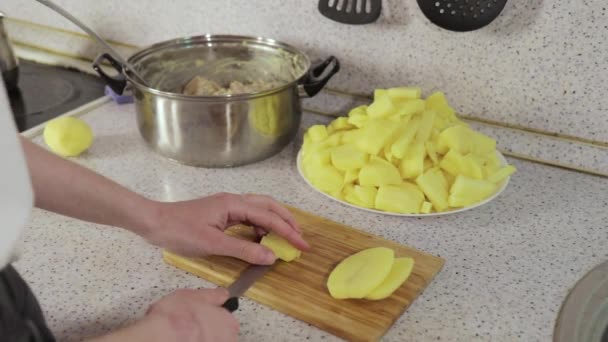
[
  {"xmin": 417, "ymin": 0, "xmax": 507, "ymax": 31},
  {"xmin": 318, "ymin": 0, "xmax": 382, "ymax": 25}
]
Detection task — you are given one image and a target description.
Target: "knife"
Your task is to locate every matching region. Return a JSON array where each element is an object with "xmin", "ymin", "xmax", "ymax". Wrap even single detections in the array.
[{"xmin": 221, "ymin": 264, "xmax": 273, "ymax": 312}]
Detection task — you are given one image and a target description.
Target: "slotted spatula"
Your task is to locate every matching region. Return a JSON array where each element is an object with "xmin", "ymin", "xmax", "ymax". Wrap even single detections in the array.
[
  {"xmin": 417, "ymin": 0, "xmax": 508, "ymax": 32},
  {"xmin": 318, "ymin": 0, "xmax": 382, "ymax": 25}
]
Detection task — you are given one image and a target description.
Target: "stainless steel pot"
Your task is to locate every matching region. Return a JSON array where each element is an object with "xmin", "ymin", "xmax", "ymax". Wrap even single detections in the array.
[
  {"xmin": 0, "ymin": 12, "xmax": 19, "ymax": 91},
  {"xmin": 93, "ymin": 35, "xmax": 339, "ymax": 167}
]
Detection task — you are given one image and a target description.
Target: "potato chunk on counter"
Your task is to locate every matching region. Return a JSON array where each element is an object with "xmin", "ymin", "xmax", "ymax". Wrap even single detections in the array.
[{"xmin": 300, "ymin": 86, "xmax": 517, "ymax": 214}]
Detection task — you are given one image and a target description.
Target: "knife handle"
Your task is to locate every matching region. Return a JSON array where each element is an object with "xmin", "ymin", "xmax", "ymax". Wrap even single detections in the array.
[{"xmin": 222, "ymin": 297, "xmax": 239, "ymax": 312}]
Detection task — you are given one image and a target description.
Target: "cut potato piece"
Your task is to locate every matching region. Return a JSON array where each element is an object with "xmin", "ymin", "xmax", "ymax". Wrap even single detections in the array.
[
  {"xmin": 416, "ymin": 168, "xmax": 449, "ymax": 212},
  {"xmin": 359, "ymin": 156, "xmax": 402, "ymax": 187},
  {"xmin": 439, "ymin": 149, "xmax": 466, "ymax": 177},
  {"xmin": 416, "ymin": 110, "xmax": 436, "ymax": 143},
  {"xmin": 420, "ymin": 201, "xmax": 433, "ymax": 214},
  {"xmin": 344, "ymin": 168, "xmax": 359, "ymax": 184},
  {"xmin": 396, "ymin": 99, "xmax": 426, "ymax": 117},
  {"xmin": 343, "ymin": 184, "xmax": 368, "ymax": 208},
  {"xmin": 348, "ymin": 105, "xmax": 368, "ymax": 117},
  {"xmin": 356, "ymin": 119, "xmax": 397, "ymax": 155},
  {"xmin": 487, "ymin": 165, "xmax": 517, "ymax": 183},
  {"xmin": 470, "ymin": 131, "xmax": 497, "ymax": 155},
  {"xmin": 341, "ymin": 129, "xmax": 361, "ymax": 144},
  {"xmin": 399, "ymin": 142, "xmax": 426, "ymax": 179},
  {"xmin": 353, "ymin": 185, "xmax": 377, "ymax": 208},
  {"xmin": 348, "ymin": 114, "xmax": 369, "ymax": 128},
  {"xmin": 426, "ymin": 141, "xmax": 438, "ymax": 164},
  {"xmin": 308, "ymin": 165, "xmax": 344, "ymax": 194},
  {"xmin": 391, "ymin": 116, "xmax": 421, "ymax": 159},
  {"xmin": 437, "ymin": 125, "xmax": 472, "ymax": 155},
  {"xmin": 331, "ymin": 144, "xmax": 369, "ymax": 171},
  {"xmin": 365, "ymin": 257, "xmax": 414, "ymax": 300},
  {"xmin": 448, "ymin": 175, "xmax": 496, "ymax": 207},
  {"xmin": 368, "ymin": 92, "xmax": 396, "ymax": 118},
  {"xmin": 387, "ymin": 87, "xmax": 422, "ymax": 100},
  {"xmin": 260, "ymin": 232, "xmax": 302, "ymax": 262},
  {"xmin": 308, "ymin": 125, "xmax": 328, "ymax": 142},
  {"xmin": 327, "ymin": 117, "xmax": 354, "ymax": 134},
  {"xmin": 327, "ymin": 247, "xmax": 395, "ymax": 299},
  {"xmin": 375, "ymin": 183, "xmax": 424, "ymax": 214}
]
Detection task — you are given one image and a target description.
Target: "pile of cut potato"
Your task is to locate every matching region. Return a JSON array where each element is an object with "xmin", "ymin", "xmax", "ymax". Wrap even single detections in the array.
[{"xmin": 300, "ymin": 87, "xmax": 517, "ymax": 214}]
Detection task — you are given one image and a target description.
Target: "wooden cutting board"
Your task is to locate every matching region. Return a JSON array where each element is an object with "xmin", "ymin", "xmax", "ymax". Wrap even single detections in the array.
[{"xmin": 163, "ymin": 206, "xmax": 444, "ymax": 342}]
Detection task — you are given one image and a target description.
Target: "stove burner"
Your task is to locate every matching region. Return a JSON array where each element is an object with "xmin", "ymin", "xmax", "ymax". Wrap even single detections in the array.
[{"xmin": 8, "ymin": 59, "xmax": 106, "ymax": 132}]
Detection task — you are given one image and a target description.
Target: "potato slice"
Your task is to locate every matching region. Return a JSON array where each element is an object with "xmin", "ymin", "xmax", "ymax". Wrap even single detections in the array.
[
  {"xmin": 347, "ymin": 114, "xmax": 369, "ymax": 128},
  {"xmin": 375, "ymin": 183, "xmax": 424, "ymax": 214},
  {"xmin": 448, "ymin": 175, "xmax": 497, "ymax": 207},
  {"xmin": 368, "ymin": 92, "xmax": 396, "ymax": 118},
  {"xmin": 348, "ymin": 105, "xmax": 368, "ymax": 117},
  {"xmin": 331, "ymin": 144, "xmax": 369, "ymax": 171},
  {"xmin": 416, "ymin": 110, "xmax": 436, "ymax": 143},
  {"xmin": 260, "ymin": 232, "xmax": 302, "ymax": 262},
  {"xmin": 391, "ymin": 116, "xmax": 421, "ymax": 159},
  {"xmin": 439, "ymin": 149, "xmax": 466, "ymax": 177},
  {"xmin": 356, "ymin": 119, "xmax": 397, "ymax": 155},
  {"xmin": 487, "ymin": 165, "xmax": 517, "ymax": 183},
  {"xmin": 388, "ymin": 87, "xmax": 422, "ymax": 100},
  {"xmin": 399, "ymin": 142, "xmax": 426, "ymax": 179},
  {"xmin": 420, "ymin": 201, "xmax": 433, "ymax": 214},
  {"xmin": 359, "ymin": 156, "xmax": 402, "ymax": 187},
  {"xmin": 365, "ymin": 257, "xmax": 414, "ymax": 300},
  {"xmin": 353, "ymin": 185, "xmax": 378, "ymax": 208},
  {"xmin": 327, "ymin": 247, "xmax": 395, "ymax": 299},
  {"xmin": 416, "ymin": 168, "xmax": 449, "ymax": 212},
  {"xmin": 470, "ymin": 131, "xmax": 497, "ymax": 155},
  {"xmin": 308, "ymin": 125, "xmax": 328, "ymax": 142},
  {"xmin": 307, "ymin": 164, "xmax": 344, "ymax": 194},
  {"xmin": 395, "ymin": 99, "xmax": 426, "ymax": 117},
  {"xmin": 343, "ymin": 184, "xmax": 369, "ymax": 208},
  {"xmin": 327, "ymin": 117, "xmax": 354, "ymax": 134},
  {"xmin": 344, "ymin": 168, "xmax": 359, "ymax": 184},
  {"xmin": 437, "ymin": 125, "xmax": 473, "ymax": 155}
]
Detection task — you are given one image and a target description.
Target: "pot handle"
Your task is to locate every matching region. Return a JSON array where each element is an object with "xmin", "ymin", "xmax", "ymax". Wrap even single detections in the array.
[
  {"xmin": 92, "ymin": 53, "xmax": 128, "ymax": 95},
  {"xmin": 298, "ymin": 56, "xmax": 340, "ymax": 98}
]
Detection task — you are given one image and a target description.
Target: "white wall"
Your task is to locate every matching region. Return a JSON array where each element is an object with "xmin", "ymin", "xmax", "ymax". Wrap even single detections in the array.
[{"xmin": 3, "ymin": 0, "xmax": 607, "ymax": 142}]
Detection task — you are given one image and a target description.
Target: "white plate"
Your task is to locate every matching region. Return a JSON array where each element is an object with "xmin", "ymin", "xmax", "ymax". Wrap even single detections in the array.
[{"xmin": 296, "ymin": 149, "xmax": 511, "ymax": 217}]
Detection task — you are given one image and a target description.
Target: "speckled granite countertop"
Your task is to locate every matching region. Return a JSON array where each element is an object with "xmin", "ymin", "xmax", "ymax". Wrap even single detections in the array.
[{"xmin": 15, "ymin": 100, "xmax": 608, "ymax": 341}]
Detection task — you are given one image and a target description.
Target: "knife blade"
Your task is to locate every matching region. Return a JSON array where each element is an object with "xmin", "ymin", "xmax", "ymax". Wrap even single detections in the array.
[{"xmin": 221, "ymin": 264, "xmax": 273, "ymax": 312}]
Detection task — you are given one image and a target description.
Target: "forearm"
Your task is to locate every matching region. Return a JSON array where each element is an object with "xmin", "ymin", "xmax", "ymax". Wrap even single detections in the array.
[{"xmin": 20, "ymin": 136, "xmax": 157, "ymax": 234}]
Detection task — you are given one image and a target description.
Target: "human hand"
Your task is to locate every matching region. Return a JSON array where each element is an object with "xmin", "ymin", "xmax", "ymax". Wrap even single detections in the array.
[
  {"xmin": 91, "ymin": 288, "xmax": 237, "ymax": 342},
  {"xmin": 140, "ymin": 193, "xmax": 310, "ymax": 264}
]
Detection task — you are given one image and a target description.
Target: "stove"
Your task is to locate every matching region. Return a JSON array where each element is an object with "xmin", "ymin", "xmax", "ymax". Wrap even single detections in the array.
[{"xmin": 8, "ymin": 59, "xmax": 106, "ymax": 132}]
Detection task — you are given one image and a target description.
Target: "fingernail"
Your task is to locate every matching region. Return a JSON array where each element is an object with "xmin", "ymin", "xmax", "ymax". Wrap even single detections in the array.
[{"xmin": 263, "ymin": 249, "xmax": 276, "ymax": 264}]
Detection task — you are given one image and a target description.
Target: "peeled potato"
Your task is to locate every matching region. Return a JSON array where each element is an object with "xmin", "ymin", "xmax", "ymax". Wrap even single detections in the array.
[
  {"xmin": 375, "ymin": 183, "xmax": 424, "ymax": 214},
  {"xmin": 327, "ymin": 247, "xmax": 395, "ymax": 299},
  {"xmin": 260, "ymin": 232, "xmax": 302, "ymax": 262},
  {"xmin": 43, "ymin": 116, "xmax": 94, "ymax": 157},
  {"xmin": 359, "ymin": 156, "xmax": 402, "ymax": 187},
  {"xmin": 487, "ymin": 165, "xmax": 517, "ymax": 183},
  {"xmin": 416, "ymin": 168, "xmax": 449, "ymax": 212},
  {"xmin": 448, "ymin": 175, "xmax": 496, "ymax": 207},
  {"xmin": 365, "ymin": 257, "xmax": 414, "ymax": 300},
  {"xmin": 331, "ymin": 144, "xmax": 369, "ymax": 171}
]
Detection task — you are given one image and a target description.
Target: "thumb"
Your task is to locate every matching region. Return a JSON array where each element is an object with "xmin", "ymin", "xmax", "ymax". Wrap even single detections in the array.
[
  {"xmin": 212, "ymin": 232, "xmax": 276, "ymax": 265},
  {"xmin": 193, "ymin": 287, "xmax": 230, "ymax": 306}
]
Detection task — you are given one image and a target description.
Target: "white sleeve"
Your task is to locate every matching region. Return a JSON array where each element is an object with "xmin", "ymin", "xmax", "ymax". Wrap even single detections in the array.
[{"xmin": 0, "ymin": 81, "xmax": 33, "ymax": 268}]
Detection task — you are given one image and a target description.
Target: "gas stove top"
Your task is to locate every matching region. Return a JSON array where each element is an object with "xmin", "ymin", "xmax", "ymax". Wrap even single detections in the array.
[{"xmin": 8, "ymin": 59, "xmax": 106, "ymax": 132}]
